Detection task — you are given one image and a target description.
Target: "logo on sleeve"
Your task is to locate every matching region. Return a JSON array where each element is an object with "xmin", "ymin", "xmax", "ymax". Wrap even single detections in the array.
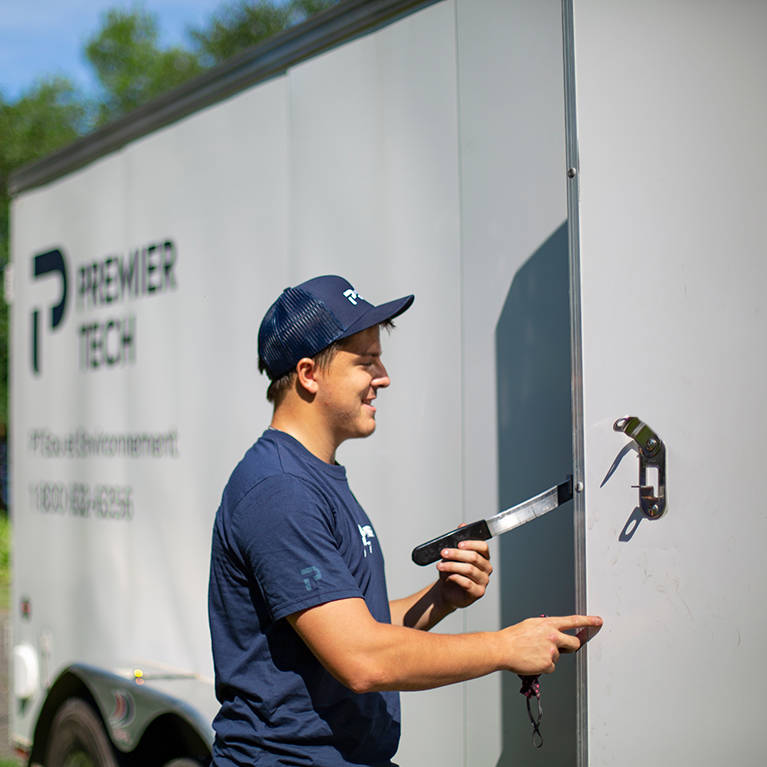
[
  {"xmin": 358, "ymin": 524, "xmax": 375, "ymax": 557},
  {"xmin": 301, "ymin": 566, "xmax": 322, "ymax": 591}
]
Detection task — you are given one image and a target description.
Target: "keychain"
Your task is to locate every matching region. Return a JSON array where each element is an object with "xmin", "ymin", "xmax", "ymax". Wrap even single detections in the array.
[
  {"xmin": 519, "ymin": 673, "xmax": 543, "ymax": 748},
  {"xmin": 518, "ymin": 613, "xmax": 546, "ymax": 748}
]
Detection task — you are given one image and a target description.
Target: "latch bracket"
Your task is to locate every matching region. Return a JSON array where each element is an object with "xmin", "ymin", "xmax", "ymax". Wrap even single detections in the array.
[{"xmin": 613, "ymin": 416, "xmax": 667, "ymax": 519}]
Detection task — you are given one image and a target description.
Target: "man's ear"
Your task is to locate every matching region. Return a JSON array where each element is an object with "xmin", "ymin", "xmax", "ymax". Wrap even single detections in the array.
[{"xmin": 295, "ymin": 357, "xmax": 320, "ymax": 395}]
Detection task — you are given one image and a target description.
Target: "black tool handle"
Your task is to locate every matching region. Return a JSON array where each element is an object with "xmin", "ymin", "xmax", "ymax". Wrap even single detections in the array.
[
  {"xmin": 411, "ymin": 519, "xmax": 492, "ymax": 566},
  {"xmin": 558, "ymin": 476, "xmax": 574, "ymax": 505}
]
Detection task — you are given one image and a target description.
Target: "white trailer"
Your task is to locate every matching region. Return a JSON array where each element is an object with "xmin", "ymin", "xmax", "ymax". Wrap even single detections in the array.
[{"xmin": 8, "ymin": 1, "xmax": 767, "ymax": 765}]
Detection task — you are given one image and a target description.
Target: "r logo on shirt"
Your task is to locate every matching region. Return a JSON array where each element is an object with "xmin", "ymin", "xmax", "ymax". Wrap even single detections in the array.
[
  {"xmin": 358, "ymin": 524, "xmax": 375, "ymax": 557},
  {"xmin": 301, "ymin": 566, "xmax": 322, "ymax": 590}
]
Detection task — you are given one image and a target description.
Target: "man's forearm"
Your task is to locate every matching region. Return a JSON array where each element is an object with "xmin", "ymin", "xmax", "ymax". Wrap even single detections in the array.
[
  {"xmin": 389, "ymin": 581, "xmax": 455, "ymax": 630},
  {"xmin": 291, "ymin": 597, "xmax": 511, "ymax": 692},
  {"xmin": 358, "ymin": 624, "xmax": 509, "ymax": 692}
]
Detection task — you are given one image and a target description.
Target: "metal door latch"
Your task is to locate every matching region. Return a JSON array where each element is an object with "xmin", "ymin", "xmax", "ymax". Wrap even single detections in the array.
[{"xmin": 613, "ymin": 416, "xmax": 666, "ymax": 519}]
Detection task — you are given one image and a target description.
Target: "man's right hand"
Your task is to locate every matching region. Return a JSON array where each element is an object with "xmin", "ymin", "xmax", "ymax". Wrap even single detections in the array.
[{"xmin": 501, "ymin": 615, "xmax": 603, "ymax": 675}]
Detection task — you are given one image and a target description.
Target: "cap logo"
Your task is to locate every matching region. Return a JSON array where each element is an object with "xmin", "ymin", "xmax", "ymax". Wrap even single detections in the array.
[{"xmin": 343, "ymin": 288, "xmax": 363, "ymax": 306}]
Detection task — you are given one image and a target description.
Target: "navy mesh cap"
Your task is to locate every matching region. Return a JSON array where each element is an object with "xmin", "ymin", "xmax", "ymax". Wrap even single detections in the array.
[{"xmin": 258, "ymin": 275, "xmax": 414, "ymax": 380}]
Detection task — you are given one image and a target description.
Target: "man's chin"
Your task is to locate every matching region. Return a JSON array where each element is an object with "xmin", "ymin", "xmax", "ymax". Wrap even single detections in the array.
[{"xmin": 353, "ymin": 418, "xmax": 378, "ymax": 439}]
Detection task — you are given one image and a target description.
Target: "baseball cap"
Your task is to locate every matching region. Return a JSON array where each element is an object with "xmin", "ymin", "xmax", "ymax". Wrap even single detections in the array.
[{"xmin": 258, "ymin": 275, "xmax": 414, "ymax": 380}]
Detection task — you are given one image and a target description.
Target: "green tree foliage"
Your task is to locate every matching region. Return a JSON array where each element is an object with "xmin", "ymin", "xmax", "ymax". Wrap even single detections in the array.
[
  {"xmin": 190, "ymin": 0, "xmax": 338, "ymax": 67},
  {"xmin": 86, "ymin": 6, "xmax": 203, "ymax": 125},
  {"xmin": 0, "ymin": 78, "xmax": 89, "ymax": 172},
  {"xmin": 190, "ymin": 1, "xmax": 292, "ymax": 66},
  {"xmin": 0, "ymin": 514, "xmax": 9, "ymax": 601},
  {"xmin": 87, "ymin": 2, "xmax": 339, "ymax": 119}
]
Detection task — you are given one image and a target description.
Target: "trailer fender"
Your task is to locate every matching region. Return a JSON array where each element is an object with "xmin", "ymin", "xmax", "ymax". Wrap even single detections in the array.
[{"xmin": 30, "ymin": 664, "xmax": 213, "ymax": 765}]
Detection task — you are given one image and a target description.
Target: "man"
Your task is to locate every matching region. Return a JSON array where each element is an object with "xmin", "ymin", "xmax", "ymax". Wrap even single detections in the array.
[{"xmin": 208, "ymin": 275, "xmax": 602, "ymax": 766}]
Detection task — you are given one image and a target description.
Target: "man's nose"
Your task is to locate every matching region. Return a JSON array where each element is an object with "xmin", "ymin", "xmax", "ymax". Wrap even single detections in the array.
[{"xmin": 373, "ymin": 362, "xmax": 390, "ymax": 388}]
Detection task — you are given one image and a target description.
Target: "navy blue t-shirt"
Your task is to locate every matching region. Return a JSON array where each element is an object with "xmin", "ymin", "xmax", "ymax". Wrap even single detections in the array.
[{"xmin": 208, "ymin": 429, "xmax": 400, "ymax": 766}]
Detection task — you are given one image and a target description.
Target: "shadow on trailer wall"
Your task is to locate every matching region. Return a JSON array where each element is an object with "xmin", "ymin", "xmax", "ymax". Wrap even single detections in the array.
[{"xmin": 495, "ymin": 222, "xmax": 576, "ymax": 766}]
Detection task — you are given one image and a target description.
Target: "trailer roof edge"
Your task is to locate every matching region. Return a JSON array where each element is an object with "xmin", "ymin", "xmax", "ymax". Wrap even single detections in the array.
[{"xmin": 9, "ymin": 0, "xmax": 439, "ymax": 196}]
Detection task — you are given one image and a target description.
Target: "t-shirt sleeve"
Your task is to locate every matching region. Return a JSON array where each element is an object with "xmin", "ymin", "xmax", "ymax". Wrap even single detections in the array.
[{"xmin": 231, "ymin": 473, "xmax": 363, "ymax": 621}]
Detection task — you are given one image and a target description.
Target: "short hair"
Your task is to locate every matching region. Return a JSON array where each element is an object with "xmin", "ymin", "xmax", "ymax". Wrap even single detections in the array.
[
  {"xmin": 260, "ymin": 341, "xmax": 339, "ymax": 404},
  {"xmin": 260, "ymin": 320, "xmax": 394, "ymax": 405}
]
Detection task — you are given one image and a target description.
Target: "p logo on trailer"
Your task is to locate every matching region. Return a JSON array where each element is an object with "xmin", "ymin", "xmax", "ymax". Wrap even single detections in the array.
[{"xmin": 30, "ymin": 248, "xmax": 69, "ymax": 375}]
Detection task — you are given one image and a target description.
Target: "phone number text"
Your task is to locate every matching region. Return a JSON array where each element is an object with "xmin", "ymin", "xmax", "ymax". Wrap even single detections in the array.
[{"xmin": 29, "ymin": 482, "xmax": 134, "ymax": 521}]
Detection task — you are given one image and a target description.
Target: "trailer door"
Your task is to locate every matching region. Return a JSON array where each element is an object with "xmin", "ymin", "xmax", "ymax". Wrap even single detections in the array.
[{"xmin": 568, "ymin": 1, "xmax": 767, "ymax": 764}]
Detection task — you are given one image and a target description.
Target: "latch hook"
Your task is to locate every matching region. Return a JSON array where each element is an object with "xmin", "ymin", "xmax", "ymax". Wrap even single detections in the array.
[{"xmin": 613, "ymin": 416, "xmax": 667, "ymax": 519}]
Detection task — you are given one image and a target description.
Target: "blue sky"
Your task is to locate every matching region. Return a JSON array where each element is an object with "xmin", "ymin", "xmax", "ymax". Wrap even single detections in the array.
[{"xmin": 0, "ymin": 0, "xmax": 226, "ymax": 102}]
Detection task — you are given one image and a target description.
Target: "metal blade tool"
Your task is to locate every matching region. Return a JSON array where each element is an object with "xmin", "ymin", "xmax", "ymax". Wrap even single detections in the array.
[{"xmin": 411, "ymin": 476, "xmax": 573, "ymax": 566}]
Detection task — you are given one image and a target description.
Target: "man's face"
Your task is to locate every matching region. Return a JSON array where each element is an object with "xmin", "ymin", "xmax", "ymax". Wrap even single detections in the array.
[{"xmin": 315, "ymin": 325, "xmax": 390, "ymax": 444}]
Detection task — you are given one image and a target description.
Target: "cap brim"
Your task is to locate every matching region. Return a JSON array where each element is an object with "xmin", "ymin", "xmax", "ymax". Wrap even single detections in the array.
[{"xmin": 340, "ymin": 294, "xmax": 414, "ymax": 339}]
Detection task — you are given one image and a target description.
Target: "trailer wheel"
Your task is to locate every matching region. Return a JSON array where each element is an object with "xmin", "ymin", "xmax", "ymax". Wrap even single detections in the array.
[{"xmin": 45, "ymin": 698, "xmax": 118, "ymax": 767}]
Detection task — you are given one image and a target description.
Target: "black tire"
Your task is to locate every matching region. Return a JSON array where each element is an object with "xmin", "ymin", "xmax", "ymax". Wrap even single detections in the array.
[{"xmin": 45, "ymin": 698, "xmax": 118, "ymax": 767}]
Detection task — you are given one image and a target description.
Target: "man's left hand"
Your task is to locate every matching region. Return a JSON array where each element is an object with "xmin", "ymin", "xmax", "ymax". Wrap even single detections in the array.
[{"xmin": 436, "ymin": 538, "xmax": 492, "ymax": 610}]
